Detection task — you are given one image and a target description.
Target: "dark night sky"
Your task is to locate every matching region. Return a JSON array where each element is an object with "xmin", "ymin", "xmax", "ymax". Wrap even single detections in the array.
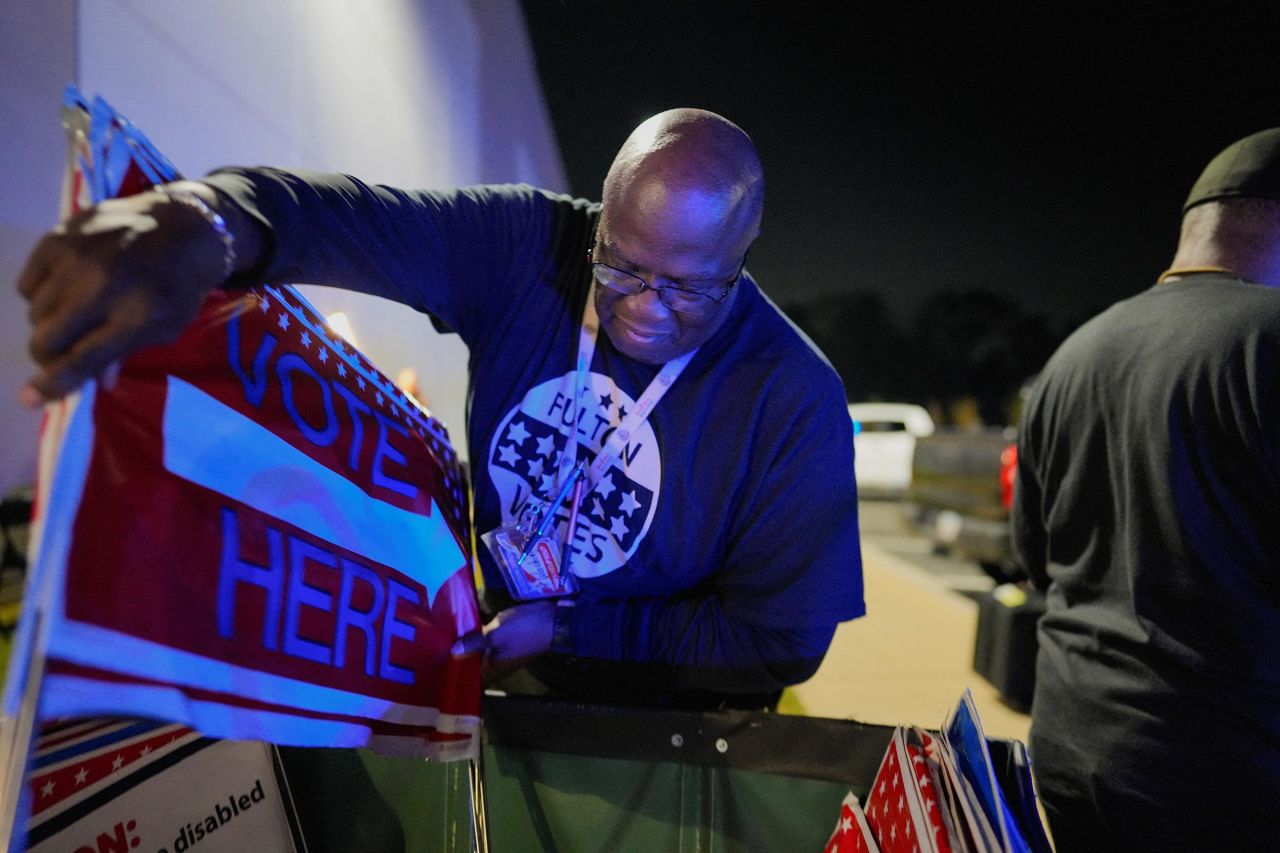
[{"xmin": 520, "ymin": 3, "xmax": 1280, "ymax": 329}]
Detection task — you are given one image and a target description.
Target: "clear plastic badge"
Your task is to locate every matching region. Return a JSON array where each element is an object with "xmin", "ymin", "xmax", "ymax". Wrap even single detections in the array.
[{"xmin": 481, "ymin": 508, "xmax": 578, "ymax": 600}]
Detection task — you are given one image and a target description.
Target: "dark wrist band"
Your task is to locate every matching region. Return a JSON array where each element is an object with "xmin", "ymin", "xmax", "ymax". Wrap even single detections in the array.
[
  {"xmin": 153, "ymin": 184, "xmax": 237, "ymax": 281},
  {"xmin": 550, "ymin": 599, "xmax": 576, "ymax": 655}
]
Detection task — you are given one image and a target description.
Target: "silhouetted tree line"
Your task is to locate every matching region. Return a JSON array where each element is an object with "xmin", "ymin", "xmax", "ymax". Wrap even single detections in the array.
[{"xmin": 782, "ymin": 290, "xmax": 1089, "ymax": 426}]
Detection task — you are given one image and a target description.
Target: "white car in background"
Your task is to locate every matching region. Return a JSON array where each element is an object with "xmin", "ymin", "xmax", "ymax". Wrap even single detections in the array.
[{"xmin": 847, "ymin": 402, "xmax": 935, "ymax": 498}]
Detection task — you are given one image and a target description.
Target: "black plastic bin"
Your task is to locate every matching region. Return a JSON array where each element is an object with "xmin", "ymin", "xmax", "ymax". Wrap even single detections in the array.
[{"xmin": 973, "ymin": 584, "xmax": 1046, "ymax": 712}]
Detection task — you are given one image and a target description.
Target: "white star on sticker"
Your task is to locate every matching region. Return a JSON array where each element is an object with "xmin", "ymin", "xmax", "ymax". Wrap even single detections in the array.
[
  {"xmin": 499, "ymin": 444, "xmax": 519, "ymax": 466},
  {"xmin": 527, "ymin": 457, "xmax": 545, "ymax": 480},
  {"xmin": 841, "ymin": 816, "xmax": 852, "ymax": 832},
  {"xmin": 609, "ymin": 515, "xmax": 629, "ymax": 537},
  {"xmin": 259, "ymin": 296, "xmax": 270, "ymax": 312},
  {"xmin": 619, "ymin": 491, "xmax": 641, "ymax": 516},
  {"xmin": 40, "ymin": 779, "xmax": 54, "ymax": 797},
  {"xmin": 112, "ymin": 754, "xmax": 124, "ymax": 771},
  {"xmin": 507, "ymin": 421, "xmax": 531, "ymax": 445},
  {"xmin": 337, "ymin": 362, "xmax": 347, "ymax": 377},
  {"xmin": 596, "ymin": 473, "xmax": 616, "ymax": 500},
  {"xmin": 74, "ymin": 767, "xmax": 88, "ymax": 785},
  {"xmin": 300, "ymin": 330, "xmax": 311, "ymax": 348},
  {"xmin": 535, "ymin": 434, "xmax": 556, "ymax": 457},
  {"xmin": 356, "ymin": 375, "xmax": 365, "ymax": 389},
  {"xmin": 139, "ymin": 745, "xmax": 152, "ymax": 756},
  {"xmin": 375, "ymin": 392, "xmax": 383, "ymax": 407},
  {"xmin": 318, "ymin": 347, "xmax": 328, "ymax": 363},
  {"xmin": 591, "ymin": 496, "xmax": 606, "ymax": 517},
  {"xmin": 277, "ymin": 313, "xmax": 290, "ymax": 331}
]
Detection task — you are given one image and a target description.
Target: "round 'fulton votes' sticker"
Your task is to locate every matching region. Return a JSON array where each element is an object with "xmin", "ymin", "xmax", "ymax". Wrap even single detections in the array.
[{"xmin": 486, "ymin": 371, "xmax": 661, "ymax": 578}]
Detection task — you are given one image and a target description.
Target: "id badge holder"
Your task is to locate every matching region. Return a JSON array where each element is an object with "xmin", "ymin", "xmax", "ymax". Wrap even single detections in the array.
[{"xmin": 481, "ymin": 503, "xmax": 578, "ymax": 600}]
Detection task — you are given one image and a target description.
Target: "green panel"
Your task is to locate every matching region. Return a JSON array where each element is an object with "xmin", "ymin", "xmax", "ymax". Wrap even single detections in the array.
[
  {"xmin": 280, "ymin": 742, "xmax": 881, "ymax": 852},
  {"xmin": 270, "ymin": 699, "xmax": 1032, "ymax": 853},
  {"xmin": 709, "ymin": 770, "xmax": 849, "ymax": 852},
  {"xmin": 482, "ymin": 747, "xmax": 854, "ymax": 853},
  {"xmin": 484, "ymin": 747, "xmax": 687, "ymax": 852},
  {"xmin": 359, "ymin": 750, "xmax": 473, "ymax": 853},
  {"xmin": 275, "ymin": 746, "xmax": 465, "ymax": 853}
]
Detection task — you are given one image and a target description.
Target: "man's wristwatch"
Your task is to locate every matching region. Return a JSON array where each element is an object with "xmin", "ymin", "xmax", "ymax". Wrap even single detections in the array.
[
  {"xmin": 550, "ymin": 599, "xmax": 576, "ymax": 655},
  {"xmin": 153, "ymin": 183, "xmax": 237, "ymax": 281}
]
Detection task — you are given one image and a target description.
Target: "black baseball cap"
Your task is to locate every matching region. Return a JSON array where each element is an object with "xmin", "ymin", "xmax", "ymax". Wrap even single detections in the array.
[{"xmin": 1184, "ymin": 128, "xmax": 1280, "ymax": 213}]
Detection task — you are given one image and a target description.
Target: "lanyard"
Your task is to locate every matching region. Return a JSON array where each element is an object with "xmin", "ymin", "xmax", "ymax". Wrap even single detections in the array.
[
  {"xmin": 510, "ymin": 282, "xmax": 696, "ymax": 574},
  {"xmin": 557, "ymin": 282, "xmax": 696, "ymax": 497}
]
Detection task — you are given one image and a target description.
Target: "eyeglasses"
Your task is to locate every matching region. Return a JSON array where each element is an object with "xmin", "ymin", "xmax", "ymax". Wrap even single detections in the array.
[{"xmin": 588, "ymin": 235, "xmax": 747, "ymax": 316}]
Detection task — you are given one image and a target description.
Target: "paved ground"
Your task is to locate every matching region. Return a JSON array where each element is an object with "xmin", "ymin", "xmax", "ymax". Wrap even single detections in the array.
[
  {"xmin": 856, "ymin": 498, "xmax": 997, "ymax": 601},
  {"xmin": 784, "ymin": 510, "xmax": 1032, "ymax": 742}
]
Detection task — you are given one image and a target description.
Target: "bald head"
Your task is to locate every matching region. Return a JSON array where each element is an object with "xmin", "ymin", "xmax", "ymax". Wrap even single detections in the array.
[
  {"xmin": 591, "ymin": 110, "xmax": 764, "ymax": 364},
  {"xmin": 602, "ymin": 109, "xmax": 764, "ymax": 258}
]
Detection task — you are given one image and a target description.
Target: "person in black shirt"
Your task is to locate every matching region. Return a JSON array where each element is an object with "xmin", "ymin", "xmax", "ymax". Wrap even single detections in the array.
[{"xmin": 1013, "ymin": 128, "xmax": 1280, "ymax": 851}]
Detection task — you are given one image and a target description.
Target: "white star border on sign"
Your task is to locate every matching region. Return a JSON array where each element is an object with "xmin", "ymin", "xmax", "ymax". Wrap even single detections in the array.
[{"xmin": 260, "ymin": 285, "xmax": 468, "ymax": 527}]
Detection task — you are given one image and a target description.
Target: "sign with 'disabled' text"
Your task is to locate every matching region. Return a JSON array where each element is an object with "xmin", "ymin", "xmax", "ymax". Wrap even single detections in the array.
[{"xmin": 25, "ymin": 720, "xmax": 298, "ymax": 853}]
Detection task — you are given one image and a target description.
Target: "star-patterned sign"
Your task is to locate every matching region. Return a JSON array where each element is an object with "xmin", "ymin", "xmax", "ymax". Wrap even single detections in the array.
[
  {"xmin": 489, "ymin": 413, "xmax": 655, "ymax": 553},
  {"xmin": 260, "ymin": 284, "xmax": 471, "ymax": 538},
  {"xmin": 7, "ymin": 96, "xmax": 484, "ymax": 853},
  {"xmin": 823, "ymin": 792, "xmax": 881, "ymax": 853},
  {"xmin": 28, "ymin": 720, "xmax": 202, "ymax": 817},
  {"xmin": 865, "ymin": 727, "xmax": 953, "ymax": 853}
]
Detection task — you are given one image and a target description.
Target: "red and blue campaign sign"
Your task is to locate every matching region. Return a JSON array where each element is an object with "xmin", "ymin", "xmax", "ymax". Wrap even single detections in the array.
[
  {"xmin": 2, "ymin": 88, "xmax": 481, "ymax": 777},
  {"xmin": 24, "ymin": 718, "xmax": 300, "ymax": 852}
]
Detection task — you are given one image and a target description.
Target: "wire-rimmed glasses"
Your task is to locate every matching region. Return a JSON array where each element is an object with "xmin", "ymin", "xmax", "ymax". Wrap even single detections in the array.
[{"xmin": 588, "ymin": 235, "xmax": 746, "ymax": 315}]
